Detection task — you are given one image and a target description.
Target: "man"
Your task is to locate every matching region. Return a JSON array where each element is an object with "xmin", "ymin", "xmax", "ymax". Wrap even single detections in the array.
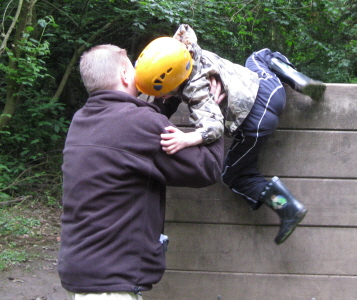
[{"xmin": 58, "ymin": 44, "xmax": 224, "ymax": 300}]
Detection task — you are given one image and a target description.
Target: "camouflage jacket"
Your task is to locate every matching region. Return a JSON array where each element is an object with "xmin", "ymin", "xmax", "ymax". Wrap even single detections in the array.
[{"xmin": 173, "ymin": 24, "xmax": 260, "ymax": 144}]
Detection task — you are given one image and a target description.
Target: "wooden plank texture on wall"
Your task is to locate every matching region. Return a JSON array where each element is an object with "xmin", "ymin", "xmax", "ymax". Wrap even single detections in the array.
[
  {"xmin": 145, "ymin": 271, "xmax": 357, "ymax": 300},
  {"xmin": 161, "ymin": 224, "xmax": 357, "ymax": 276},
  {"xmin": 259, "ymin": 130, "xmax": 357, "ymax": 178},
  {"xmin": 166, "ymin": 178, "xmax": 357, "ymax": 226},
  {"xmin": 279, "ymin": 84, "xmax": 357, "ymax": 130},
  {"xmin": 154, "ymin": 84, "xmax": 357, "ymax": 300}
]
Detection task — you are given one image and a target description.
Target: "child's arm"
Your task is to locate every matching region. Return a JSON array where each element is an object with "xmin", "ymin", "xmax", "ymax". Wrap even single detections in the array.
[{"xmin": 161, "ymin": 76, "xmax": 225, "ymax": 155}]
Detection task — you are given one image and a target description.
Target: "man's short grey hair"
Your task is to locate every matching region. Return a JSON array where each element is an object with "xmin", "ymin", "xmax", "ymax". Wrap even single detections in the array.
[{"xmin": 80, "ymin": 44, "xmax": 128, "ymax": 94}]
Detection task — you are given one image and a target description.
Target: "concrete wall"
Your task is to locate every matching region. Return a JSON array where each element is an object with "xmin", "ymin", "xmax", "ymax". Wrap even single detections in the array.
[{"xmin": 146, "ymin": 84, "xmax": 357, "ymax": 300}]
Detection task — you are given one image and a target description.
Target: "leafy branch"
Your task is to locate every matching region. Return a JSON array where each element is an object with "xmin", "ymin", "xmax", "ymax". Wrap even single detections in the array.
[{"xmin": 0, "ymin": 161, "xmax": 48, "ymax": 194}]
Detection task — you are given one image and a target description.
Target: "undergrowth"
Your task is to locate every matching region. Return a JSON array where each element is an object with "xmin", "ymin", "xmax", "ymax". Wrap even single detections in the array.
[{"xmin": 0, "ymin": 197, "xmax": 62, "ymax": 271}]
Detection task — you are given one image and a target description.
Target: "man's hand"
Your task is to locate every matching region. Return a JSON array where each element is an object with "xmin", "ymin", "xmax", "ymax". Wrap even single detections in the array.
[{"xmin": 209, "ymin": 76, "xmax": 226, "ymax": 105}]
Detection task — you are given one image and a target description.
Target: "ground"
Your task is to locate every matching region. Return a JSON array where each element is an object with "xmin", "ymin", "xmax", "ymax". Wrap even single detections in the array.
[{"xmin": 0, "ymin": 203, "xmax": 67, "ymax": 300}]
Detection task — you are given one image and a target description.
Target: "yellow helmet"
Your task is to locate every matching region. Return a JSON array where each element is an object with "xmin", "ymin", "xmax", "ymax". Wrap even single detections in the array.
[{"xmin": 135, "ymin": 37, "xmax": 193, "ymax": 96}]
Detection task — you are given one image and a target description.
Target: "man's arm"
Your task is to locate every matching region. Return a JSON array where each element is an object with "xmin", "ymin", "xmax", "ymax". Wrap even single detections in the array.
[{"xmin": 154, "ymin": 133, "xmax": 224, "ymax": 188}]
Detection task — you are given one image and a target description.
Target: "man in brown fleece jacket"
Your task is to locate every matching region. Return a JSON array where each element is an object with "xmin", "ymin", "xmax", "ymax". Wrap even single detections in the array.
[{"xmin": 57, "ymin": 44, "xmax": 224, "ymax": 300}]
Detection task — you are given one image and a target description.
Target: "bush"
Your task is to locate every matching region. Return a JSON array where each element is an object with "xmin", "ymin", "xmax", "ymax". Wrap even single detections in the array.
[{"xmin": 0, "ymin": 94, "xmax": 68, "ymax": 200}]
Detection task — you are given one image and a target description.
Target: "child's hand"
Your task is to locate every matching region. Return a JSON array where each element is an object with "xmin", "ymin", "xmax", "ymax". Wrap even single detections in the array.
[
  {"xmin": 210, "ymin": 76, "xmax": 226, "ymax": 105},
  {"xmin": 161, "ymin": 126, "xmax": 203, "ymax": 154},
  {"xmin": 160, "ymin": 126, "xmax": 189, "ymax": 154}
]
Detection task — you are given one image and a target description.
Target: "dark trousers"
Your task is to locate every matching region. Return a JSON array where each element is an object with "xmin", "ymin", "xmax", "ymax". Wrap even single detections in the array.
[{"xmin": 222, "ymin": 48, "xmax": 289, "ymax": 210}]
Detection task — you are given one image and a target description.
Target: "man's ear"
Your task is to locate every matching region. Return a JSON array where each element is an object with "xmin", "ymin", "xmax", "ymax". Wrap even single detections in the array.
[{"xmin": 121, "ymin": 68, "xmax": 129, "ymax": 86}]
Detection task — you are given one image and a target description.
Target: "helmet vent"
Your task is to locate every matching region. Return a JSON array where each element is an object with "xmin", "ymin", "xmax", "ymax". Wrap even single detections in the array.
[
  {"xmin": 160, "ymin": 73, "xmax": 165, "ymax": 79},
  {"xmin": 167, "ymin": 68, "xmax": 172, "ymax": 73},
  {"xmin": 186, "ymin": 61, "xmax": 191, "ymax": 70},
  {"xmin": 154, "ymin": 85, "xmax": 163, "ymax": 91}
]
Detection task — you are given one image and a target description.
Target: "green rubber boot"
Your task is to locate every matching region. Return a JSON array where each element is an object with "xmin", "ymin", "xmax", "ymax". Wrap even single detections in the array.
[{"xmin": 260, "ymin": 176, "xmax": 308, "ymax": 245}]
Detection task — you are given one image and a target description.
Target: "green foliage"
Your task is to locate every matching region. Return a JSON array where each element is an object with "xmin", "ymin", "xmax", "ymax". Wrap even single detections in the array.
[
  {"xmin": 0, "ymin": 94, "xmax": 68, "ymax": 198},
  {"xmin": 5, "ymin": 39, "xmax": 50, "ymax": 86},
  {"xmin": 224, "ymin": 0, "xmax": 357, "ymax": 82},
  {"xmin": 0, "ymin": 249, "xmax": 30, "ymax": 271},
  {"xmin": 0, "ymin": 209, "xmax": 41, "ymax": 270},
  {"xmin": 0, "ymin": 199, "xmax": 61, "ymax": 271},
  {"xmin": 0, "ymin": 211, "xmax": 40, "ymax": 236},
  {"xmin": 0, "ymin": 11, "xmax": 66, "ymax": 199},
  {"xmin": 2, "ymin": 16, "xmax": 55, "ymax": 86}
]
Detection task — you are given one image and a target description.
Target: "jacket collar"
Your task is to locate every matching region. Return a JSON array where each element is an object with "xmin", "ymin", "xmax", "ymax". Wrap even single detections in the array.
[{"xmin": 87, "ymin": 90, "xmax": 161, "ymax": 113}]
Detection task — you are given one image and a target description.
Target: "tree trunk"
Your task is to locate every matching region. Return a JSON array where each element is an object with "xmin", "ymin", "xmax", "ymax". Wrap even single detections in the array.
[
  {"xmin": 0, "ymin": 0, "xmax": 23, "ymax": 56},
  {"xmin": 0, "ymin": 0, "xmax": 38, "ymax": 132},
  {"xmin": 51, "ymin": 17, "xmax": 123, "ymax": 102}
]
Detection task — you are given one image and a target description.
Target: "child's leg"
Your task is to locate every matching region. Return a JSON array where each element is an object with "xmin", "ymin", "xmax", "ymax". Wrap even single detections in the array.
[
  {"xmin": 222, "ymin": 55, "xmax": 286, "ymax": 210},
  {"xmin": 222, "ymin": 132, "xmax": 270, "ymax": 210},
  {"xmin": 225, "ymin": 49, "xmax": 308, "ymax": 244},
  {"xmin": 250, "ymin": 48, "xmax": 326, "ymax": 101}
]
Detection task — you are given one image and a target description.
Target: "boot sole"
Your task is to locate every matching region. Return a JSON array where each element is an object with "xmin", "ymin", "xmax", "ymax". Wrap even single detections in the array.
[
  {"xmin": 301, "ymin": 83, "xmax": 326, "ymax": 101},
  {"xmin": 275, "ymin": 208, "xmax": 308, "ymax": 245}
]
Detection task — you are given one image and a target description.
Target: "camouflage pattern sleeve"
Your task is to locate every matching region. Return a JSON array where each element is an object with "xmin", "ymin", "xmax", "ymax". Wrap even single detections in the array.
[
  {"xmin": 182, "ymin": 73, "xmax": 225, "ymax": 145},
  {"xmin": 173, "ymin": 24, "xmax": 197, "ymax": 54},
  {"xmin": 173, "ymin": 24, "xmax": 225, "ymax": 144},
  {"xmin": 174, "ymin": 24, "xmax": 259, "ymax": 143},
  {"xmin": 188, "ymin": 96, "xmax": 225, "ymax": 145}
]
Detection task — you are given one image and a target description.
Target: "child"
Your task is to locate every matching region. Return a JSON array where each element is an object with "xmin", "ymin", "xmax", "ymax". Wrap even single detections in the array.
[{"xmin": 135, "ymin": 24, "xmax": 326, "ymax": 245}]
